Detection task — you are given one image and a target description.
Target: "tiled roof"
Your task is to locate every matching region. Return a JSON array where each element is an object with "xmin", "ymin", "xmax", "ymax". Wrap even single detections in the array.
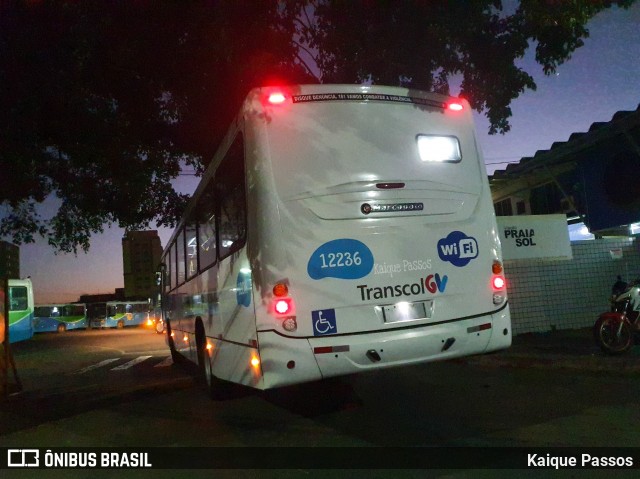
[{"xmin": 490, "ymin": 103, "xmax": 640, "ymax": 180}]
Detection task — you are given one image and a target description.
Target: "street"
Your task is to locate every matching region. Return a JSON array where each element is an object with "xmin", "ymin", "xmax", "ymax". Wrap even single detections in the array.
[{"xmin": 2, "ymin": 327, "xmax": 640, "ymax": 477}]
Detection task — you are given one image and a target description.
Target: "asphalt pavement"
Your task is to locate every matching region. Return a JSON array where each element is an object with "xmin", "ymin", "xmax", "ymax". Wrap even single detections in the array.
[{"xmin": 459, "ymin": 327, "xmax": 640, "ymax": 373}]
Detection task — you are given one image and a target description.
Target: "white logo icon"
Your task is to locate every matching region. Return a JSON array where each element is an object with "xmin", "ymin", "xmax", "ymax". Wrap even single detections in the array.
[{"xmin": 8, "ymin": 449, "xmax": 40, "ymax": 467}]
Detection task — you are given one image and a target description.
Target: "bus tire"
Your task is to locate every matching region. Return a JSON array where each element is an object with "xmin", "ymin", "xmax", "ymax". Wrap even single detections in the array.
[
  {"xmin": 57, "ymin": 323, "xmax": 66, "ymax": 333},
  {"xmin": 117, "ymin": 320, "xmax": 124, "ymax": 329}
]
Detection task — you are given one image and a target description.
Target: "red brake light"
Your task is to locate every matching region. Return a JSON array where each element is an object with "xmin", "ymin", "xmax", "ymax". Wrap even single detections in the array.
[
  {"xmin": 492, "ymin": 276, "xmax": 506, "ymax": 290},
  {"xmin": 447, "ymin": 102, "xmax": 464, "ymax": 111},
  {"xmin": 268, "ymin": 92, "xmax": 286, "ymax": 104},
  {"xmin": 275, "ymin": 299, "xmax": 291, "ymax": 314}
]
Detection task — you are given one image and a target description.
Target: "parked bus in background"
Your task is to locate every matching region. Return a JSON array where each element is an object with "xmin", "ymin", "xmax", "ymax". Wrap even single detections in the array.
[
  {"xmin": 87, "ymin": 301, "xmax": 150, "ymax": 329},
  {"xmin": 33, "ymin": 303, "xmax": 87, "ymax": 333},
  {"xmin": 8, "ymin": 278, "xmax": 34, "ymax": 343},
  {"xmin": 160, "ymin": 84, "xmax": 511, "ymax": 397}
]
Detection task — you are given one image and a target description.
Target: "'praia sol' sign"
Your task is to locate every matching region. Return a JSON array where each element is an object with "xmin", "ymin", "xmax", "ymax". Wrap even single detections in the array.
[{"xmin": 497, "ymin": 214, "xmax": 572, "ymax": 260}]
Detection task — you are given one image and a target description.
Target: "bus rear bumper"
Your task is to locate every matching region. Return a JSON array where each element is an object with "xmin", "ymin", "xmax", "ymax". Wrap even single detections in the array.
[
  {"xmin": 259, "ymin": 305, "xmax": 511, "ymax": 387},
  {"xmin": 310, "ymin": 309, "xmax": 511, "ymax": 379}
]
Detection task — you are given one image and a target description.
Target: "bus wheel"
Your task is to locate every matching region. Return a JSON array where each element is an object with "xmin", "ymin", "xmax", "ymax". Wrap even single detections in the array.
[
  {"xmin": 57, "ymin": 323, "xmax": 66, "ymax": 333},
  {"xmin": 117, "ymin": 320, "xmax": 124, "ymax": 329}
]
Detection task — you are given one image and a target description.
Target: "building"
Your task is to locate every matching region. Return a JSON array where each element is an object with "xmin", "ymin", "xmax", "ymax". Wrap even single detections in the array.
[
  {"xmin": 490, "ymin": 103, "xmax": 640, "ymax": 235},
  {"xmin": 122, "ymin": 230, "xmax": 162, "ymax": 301},
  {"xmin": 0, "ymin": 240, "xmax": 19, "ymax": 281}
]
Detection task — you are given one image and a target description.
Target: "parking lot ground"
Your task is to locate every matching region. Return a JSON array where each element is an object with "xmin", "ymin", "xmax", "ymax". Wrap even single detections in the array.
[{"xmin": 457, "ymin": 327, "xmax": 640, "ymax": 373}]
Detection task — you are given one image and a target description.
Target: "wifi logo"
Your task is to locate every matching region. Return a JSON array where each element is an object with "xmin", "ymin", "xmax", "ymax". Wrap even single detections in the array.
[{"xmin": 438, "ymin": 231, "xmax": 478, "ymax": 267}]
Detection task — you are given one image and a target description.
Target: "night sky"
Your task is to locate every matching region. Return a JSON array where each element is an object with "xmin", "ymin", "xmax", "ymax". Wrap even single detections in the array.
[{"xmin": 10, "ymin": 2, "xmax": 640, "ymax": 304}]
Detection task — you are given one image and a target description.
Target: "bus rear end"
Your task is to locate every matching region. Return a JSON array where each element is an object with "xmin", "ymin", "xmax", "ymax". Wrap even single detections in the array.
[{"xmin": 246, "ymin": 85, "xmax": 511, "ymax": 389}]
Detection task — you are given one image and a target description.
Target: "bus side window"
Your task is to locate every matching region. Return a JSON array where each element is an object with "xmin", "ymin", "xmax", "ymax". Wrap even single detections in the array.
[
  {"xmin": 216, "ymin": 135, "xmax": 246, "ymax": 259},
  {"xmin": 176, "ymin": 228, "xmax": 186, "ymax": 285},
  {"xmin": 197, "ymin": 178, "xmax": 217, "ymax": 271},
  {"xmin": 168, "ymin": 243, "xmax": 176, "ymax": 290},
  {"xmin": 185, "ymin": 218, "xmax": 198, "ymax": 279}
]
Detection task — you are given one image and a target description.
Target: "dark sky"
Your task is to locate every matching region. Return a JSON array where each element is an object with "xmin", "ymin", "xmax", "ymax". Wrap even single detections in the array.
[{"xmin": 13, "ymin": 2, "xmax": 640, "ymax": 304}]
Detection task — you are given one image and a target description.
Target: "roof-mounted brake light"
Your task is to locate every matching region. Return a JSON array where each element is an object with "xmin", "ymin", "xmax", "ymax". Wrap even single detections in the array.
[
  {"xmin": 447, "ymin": 102, "xmax": 464, "ymax": 111},
  {"xmin": 267, "ymin": 92, "xmax": 286, "ymax": 104}
]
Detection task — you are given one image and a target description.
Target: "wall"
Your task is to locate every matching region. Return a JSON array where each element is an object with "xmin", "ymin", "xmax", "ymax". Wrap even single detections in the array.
[{"xmin": 505, "ymin": 237, "xmax": 640, "ymax": 335}]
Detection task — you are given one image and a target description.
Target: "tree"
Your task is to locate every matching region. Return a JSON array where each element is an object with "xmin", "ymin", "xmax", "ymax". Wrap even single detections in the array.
[
  {"xmin": 1, "ymin": 0, "xmax": 635, "ymax": 253},
  {"xmin": 290, "ymin": 0, "xmax": 636, "ymax": 133},
  {"xmin": 0, "ymin": 0, "xmax": 312, "ymax": 253}
]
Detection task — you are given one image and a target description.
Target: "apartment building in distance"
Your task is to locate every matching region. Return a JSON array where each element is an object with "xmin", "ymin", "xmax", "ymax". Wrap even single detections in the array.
[
  {"xmin": 0, "ymin": 240, "xmax": 19, "ymax": 281},
  {"xmin": 122, "ymin": 230, "xmax": 162, "ymax": 301}
]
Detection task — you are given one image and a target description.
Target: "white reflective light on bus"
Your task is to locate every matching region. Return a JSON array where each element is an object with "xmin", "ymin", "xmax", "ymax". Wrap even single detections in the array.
[
  {"xmin": 417, "ymin": 135, "xmax": 461, "ymax": 162},
  {"xmin": 282, "ymin": 317, "xmax": 297, "ymax": 332}
]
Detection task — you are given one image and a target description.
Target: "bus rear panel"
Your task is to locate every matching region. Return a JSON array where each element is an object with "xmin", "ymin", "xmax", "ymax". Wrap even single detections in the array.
[{"xmin": 247, "ymin": 85, "xmax": 510, "ymax": 388}]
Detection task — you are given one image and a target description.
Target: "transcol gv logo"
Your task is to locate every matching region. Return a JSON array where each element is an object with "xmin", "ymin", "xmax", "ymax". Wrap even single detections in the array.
[{"xmin": 437, "ymin": 231, "xmax": 478, "ymax": 267}]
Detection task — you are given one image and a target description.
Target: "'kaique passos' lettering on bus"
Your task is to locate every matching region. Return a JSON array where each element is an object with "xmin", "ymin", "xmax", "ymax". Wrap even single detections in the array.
[{"xmin": 357, "ymin": 274, "xmax": 447, "ymax": 301}]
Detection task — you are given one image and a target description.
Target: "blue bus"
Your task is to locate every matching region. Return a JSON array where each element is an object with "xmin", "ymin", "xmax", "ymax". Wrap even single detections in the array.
[
  {"xmin": 87, "ymin": 301, "xmax": 150, "ymax": 329},
  {"xmin": 34, "ymin": 303, "xmax": 87, "ymax": 333}
]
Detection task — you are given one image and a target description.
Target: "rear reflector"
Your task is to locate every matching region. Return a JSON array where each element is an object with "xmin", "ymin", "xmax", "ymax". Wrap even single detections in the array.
[
  {"xmin": 467, "ymin": 323, "xmax": 492, "ymax": 333},
  {"xmin": 313, "ymin": 345, "xmax": 350, "ymax": 354}
]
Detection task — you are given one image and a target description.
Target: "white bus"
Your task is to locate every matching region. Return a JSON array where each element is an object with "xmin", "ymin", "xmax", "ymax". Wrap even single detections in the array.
[{"xmin": 160, "ymin": 84, "xmax": 511, "ymax": 396}]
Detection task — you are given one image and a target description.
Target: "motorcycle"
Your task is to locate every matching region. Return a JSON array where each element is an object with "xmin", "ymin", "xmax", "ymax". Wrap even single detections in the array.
[{"xmin": 594, "ymin": 280, "xmax": 640, "ymax": 355}]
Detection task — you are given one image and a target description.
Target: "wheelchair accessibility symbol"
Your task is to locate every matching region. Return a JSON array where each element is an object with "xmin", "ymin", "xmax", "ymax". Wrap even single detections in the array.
[{"xmin": 312, "ymin": 309, "xmax": 337, "ymax": 336}]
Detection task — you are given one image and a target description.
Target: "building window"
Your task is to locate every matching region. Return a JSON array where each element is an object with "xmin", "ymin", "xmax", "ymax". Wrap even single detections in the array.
[
  {"xmin": 494, "ymin": 198, "xmax": 513, "ymax": 216},
  {"xmin": 530, "ymin": 183, "xmax": 563, "ymax": 214}
]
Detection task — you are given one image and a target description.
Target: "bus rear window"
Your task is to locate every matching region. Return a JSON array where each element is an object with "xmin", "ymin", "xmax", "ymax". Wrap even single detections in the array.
[{"xmin": 9, "ymin": 286, "xmax": 28, "ymax": 311}]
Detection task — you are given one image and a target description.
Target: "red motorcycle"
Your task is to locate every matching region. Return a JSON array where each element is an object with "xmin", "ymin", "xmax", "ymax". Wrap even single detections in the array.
[{"xmin": 594, "ymin": 281, "xmax": 640, "ymax": 355}]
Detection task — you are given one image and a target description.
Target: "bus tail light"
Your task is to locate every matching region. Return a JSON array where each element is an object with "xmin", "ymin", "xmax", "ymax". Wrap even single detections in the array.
[
  {"xmin": 491, "ymin": 260, "xmax": 506, "ymax": 304},
  {"xmin": 273, "ymin": 283, "xmax": 288, "ymax": 297},
  {"xmin": 271, "ymin": 283, "xmax": 297, "ymax": 330},
  {"xmin": 492, "ymin": 276, "xmax": 505, "ymax": 290},
  {"xmin": 492, "ymin": 260, "xmax": 503, "ymax": 274},
  {"xmin": 275, "ymin": 298, "xmax": 292, "ymax": 315},
  {"xmin": 447, "ymin": 101, "xmax": 464, "ymax": 111}
]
